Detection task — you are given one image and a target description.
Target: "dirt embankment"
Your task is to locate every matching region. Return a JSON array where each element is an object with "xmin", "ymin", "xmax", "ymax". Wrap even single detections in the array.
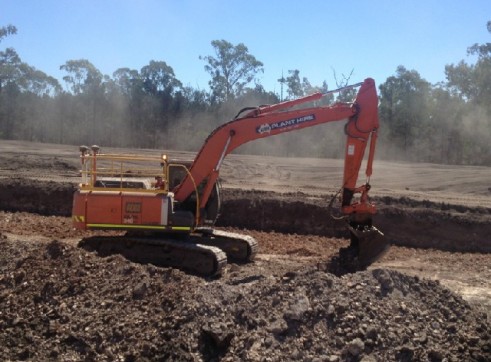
[
  {"xmin": 220, "ymin": 190, "xmax": 491, "ymax": 253},
  {"xmin": 1, "ymin": 178, "xmax": 490, "ymax": 253}
]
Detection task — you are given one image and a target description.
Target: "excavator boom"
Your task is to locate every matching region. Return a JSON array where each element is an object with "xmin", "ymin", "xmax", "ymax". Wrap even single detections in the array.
[{"xmin": 175, "ymin": 79, "xmax": 378, "ymax": 210}]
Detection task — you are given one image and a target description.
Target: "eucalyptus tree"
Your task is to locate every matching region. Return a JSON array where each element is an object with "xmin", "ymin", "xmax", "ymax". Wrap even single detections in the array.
[
  {"xmin": 60, "ymin": 59, "xmax": 104, "ymax": 96},
  {"xmin": 378, "ymin": 66, "xmax": 431, "ymax": 159},
  {"xmin": 0, "ymin": 25, "xmax": 19, "ymax": 137},
  {"xmin": 445, "ymin": 21, "xmax": 491, "ymax": 109},
  {"xmin": 138, "ymin": 60, "xmax": 183, "ymax": 147},
  {"xmin": 0, "ymin": 25, "xmax": 18, "ymax": 92},
  {"xmin": 285, "ymin": 69, "xmax": 303, "ymax": 99},
  {"xmin": 0, "ymin": 24, "xmax": 63, "ymax": 141},
  {"xmin": 444, "ymin": 20, "xmax": 491, "ymax": 164},
  {"xmin": 112, "ymin": 67, "xmax": 141, "ymax": 97},
  {"xmin": 110, "ymin": 67, "xmax": 144, "ymax": 139},
  {"xmin": 0, "ymin": 24, "xmax": 16, "ymax": 40},
  {"xmin": 201, "ymin": 40, "xmax": 263, "ymax": 103},
  {"xmin": 60, "ymin": 59, "xmax": 107, "ymax": 143}
]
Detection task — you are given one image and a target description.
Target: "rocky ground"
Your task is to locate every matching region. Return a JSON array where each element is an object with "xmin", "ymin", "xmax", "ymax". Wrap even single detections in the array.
[{"xmin": 0, "ymin": 141, "xmax": 490, "ymax": 361}]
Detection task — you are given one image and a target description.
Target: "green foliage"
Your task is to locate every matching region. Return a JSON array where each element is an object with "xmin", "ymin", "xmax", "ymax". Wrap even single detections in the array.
[
  {"xmin": 446, "ymin": 21, "xmax": 491, "ymax": 109},
  {"xmin": 0, "ymin": 26, "xmax": 61, "ymax": 139},
  {"xmin": 282, "ymin": 69, "xmax": 329, "ymax": 100},
  {"xmin": 0, "ymin": 25, "xmax": 17, "ymax": 42},
  {"xmin": 376, "ymin": 19, "xmax": 491, "ymax": 165},
  {"xmin": 379, "ymin": 66, "xmax": 431, "ymax": 154},
  {"xmin": 201, "ymin": 40, "xmax": 263, "ymax": 103},
  {"xmin": 467, "ymin": 21, "xmax": 491, "ymax": 59},
  {"xmin": 60, "ymin": 59, "xmax": 104, "ymax": 95},
  {"xmin": 140, "ymin": 60, "xmax": 182, "ymax": 96},
  {"xmin": 440, "ymin": 20, "xmax": 491, "ymax": 164},
  {"xmin": 1, "ymin": 23, "xmax": 491, "ymax": 165},
  {"xmin": 285, "ymin": 70, "xmax": 302, "ymax": 99},
  {"xmin": 0, "ymin": 47, "xmax": 21, "ymax": 91}
]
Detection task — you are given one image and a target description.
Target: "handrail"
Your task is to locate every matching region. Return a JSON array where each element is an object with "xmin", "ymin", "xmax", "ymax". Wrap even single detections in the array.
[{"xmin": 79, "ymin": 149, "xmax": 168, "ymax": 192}]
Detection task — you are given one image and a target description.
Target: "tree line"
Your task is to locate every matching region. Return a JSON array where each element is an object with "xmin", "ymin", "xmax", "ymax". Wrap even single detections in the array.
[{"xmin": 1, "ymin": 23, "xmax": 490, "ymax": 165}]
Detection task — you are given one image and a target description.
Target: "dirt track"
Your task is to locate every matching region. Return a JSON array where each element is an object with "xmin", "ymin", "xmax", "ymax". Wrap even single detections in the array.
[{"xmin": 0, "ymin": 140, "xmax": 490, "ymax": 361}]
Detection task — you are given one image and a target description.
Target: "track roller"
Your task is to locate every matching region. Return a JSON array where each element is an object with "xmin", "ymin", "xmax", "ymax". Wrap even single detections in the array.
[
  {"xmin": 194, "ymin": 228, "xmax": 258, "ymax": 263},
  {"xmin": 79, "ymin": 236, "xmax": 227, "ymax": 277}
]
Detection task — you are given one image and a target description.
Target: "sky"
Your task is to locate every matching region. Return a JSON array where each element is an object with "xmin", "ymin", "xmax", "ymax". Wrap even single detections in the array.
[{"xmin": 1, "ymin": 0, "xmax": 490, "ymax": 94}]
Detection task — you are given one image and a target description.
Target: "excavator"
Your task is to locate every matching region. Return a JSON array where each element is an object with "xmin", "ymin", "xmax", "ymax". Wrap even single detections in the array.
[{"xmin": 72, "ymin": 78, "xmax": 388, "ymax": 276}]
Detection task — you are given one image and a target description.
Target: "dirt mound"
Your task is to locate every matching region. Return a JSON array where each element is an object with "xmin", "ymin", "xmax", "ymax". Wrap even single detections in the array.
[
  {"xmin": 0, "ymin": 236, "xmax": 196, "ymax": 361},
  {"xmin": 0, "ymin": 152, "xmax": 78, "ymax": 173},
  {"xmin": 0, "ymin": 178, "xmax": 75, "ymax": 216},
  {"xmin": 0, "ymin": 235, "xmax": 489, "ymax": 361}
]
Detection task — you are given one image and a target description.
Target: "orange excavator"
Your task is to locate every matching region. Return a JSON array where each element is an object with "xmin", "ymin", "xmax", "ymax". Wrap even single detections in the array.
[{"xmin": 72, "ymin": 78, "xmax": 388, "ymax": 276}]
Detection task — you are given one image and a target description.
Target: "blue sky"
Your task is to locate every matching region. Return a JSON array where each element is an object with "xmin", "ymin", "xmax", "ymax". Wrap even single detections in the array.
[{"xmin": 1, "ymin": 0, "xmax": 490, "ymax": 93}]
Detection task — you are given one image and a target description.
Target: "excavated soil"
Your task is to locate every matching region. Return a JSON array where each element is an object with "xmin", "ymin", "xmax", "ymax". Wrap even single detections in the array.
[{"xmin": 0, "ymin": 140, "xmax": 490, "ymax": 361}]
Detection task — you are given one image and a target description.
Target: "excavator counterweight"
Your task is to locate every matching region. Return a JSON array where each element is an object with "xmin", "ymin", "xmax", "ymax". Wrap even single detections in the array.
[{"xmin": 72, "ymin": 78, "xmax": 389, "ymax": 275}]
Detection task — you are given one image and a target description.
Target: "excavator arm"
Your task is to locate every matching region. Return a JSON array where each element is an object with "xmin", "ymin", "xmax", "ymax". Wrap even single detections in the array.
[
  {"xmin": 174, "ymin": 78, "xmax": 388, "ymax": 267},
  {"xmin": 175, "ymin": 78, "xmax": 378, "ymax": 215}
]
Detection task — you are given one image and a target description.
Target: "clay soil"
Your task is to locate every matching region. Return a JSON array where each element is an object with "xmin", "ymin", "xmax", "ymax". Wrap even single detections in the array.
[{"xmin": 0, "ymin": 140, "xmax": 490, "ymax": 361}]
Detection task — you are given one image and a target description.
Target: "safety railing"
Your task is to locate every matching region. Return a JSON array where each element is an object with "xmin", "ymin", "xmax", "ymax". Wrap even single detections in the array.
[{"xmin": 78, "ymin": 145, "xmax": 168, "ymax": 193}]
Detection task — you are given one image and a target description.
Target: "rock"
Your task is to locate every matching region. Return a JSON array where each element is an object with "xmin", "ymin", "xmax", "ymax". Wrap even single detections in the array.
[
  {"xmin": 417, "ymin": 332, "xmax": 428, "ymax": 344},
  {"xmin": 396, "ymin": 345, "xmax": 415, "ymax": 361},
  {"xmin": 360, "ymin": 355, "xmax": 377, "ymax": 362},
  {"xmin": 266, "ymin": 319, "xmax": 288, "ymax": 335},
  {"xmin": 347, "ymin": 338, "xmax": 364, "ymax": 356},
  {"xmin": 427, "ymin": 349, "xmax": 444, "ymax": 361},
  {"xmin": 131, "ymin": 282, "xmax": 147, "ymax": 299},
  {"xmin": 365, "ymin": 325, "xmax": 378, "ymax": 341},
  {"xmin": 372, "ymin": 269, "xmax": 394, "ymax": 293},
  {"xmin": 286, "ymin": 292, "xmax": 310, "ymax": 321},
  {"xmin": 202, "ymin": 322, "xmax": 234, "ymax": 349}
]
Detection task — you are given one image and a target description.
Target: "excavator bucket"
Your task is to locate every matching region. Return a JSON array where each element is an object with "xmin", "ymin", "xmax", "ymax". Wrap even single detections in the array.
[{"xmin": 348, "ymin": 224, "xmax": 389, "ymax": 268}]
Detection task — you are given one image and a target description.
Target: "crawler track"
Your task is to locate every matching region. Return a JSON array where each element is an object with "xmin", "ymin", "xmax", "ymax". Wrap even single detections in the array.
[
  {"xmin": 195, "ymin": 228, "xmax": 258, "ymax": 262},
  {"xmin": 79, "ymin": 235, "xmax": 228, "ymax": 276}
]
